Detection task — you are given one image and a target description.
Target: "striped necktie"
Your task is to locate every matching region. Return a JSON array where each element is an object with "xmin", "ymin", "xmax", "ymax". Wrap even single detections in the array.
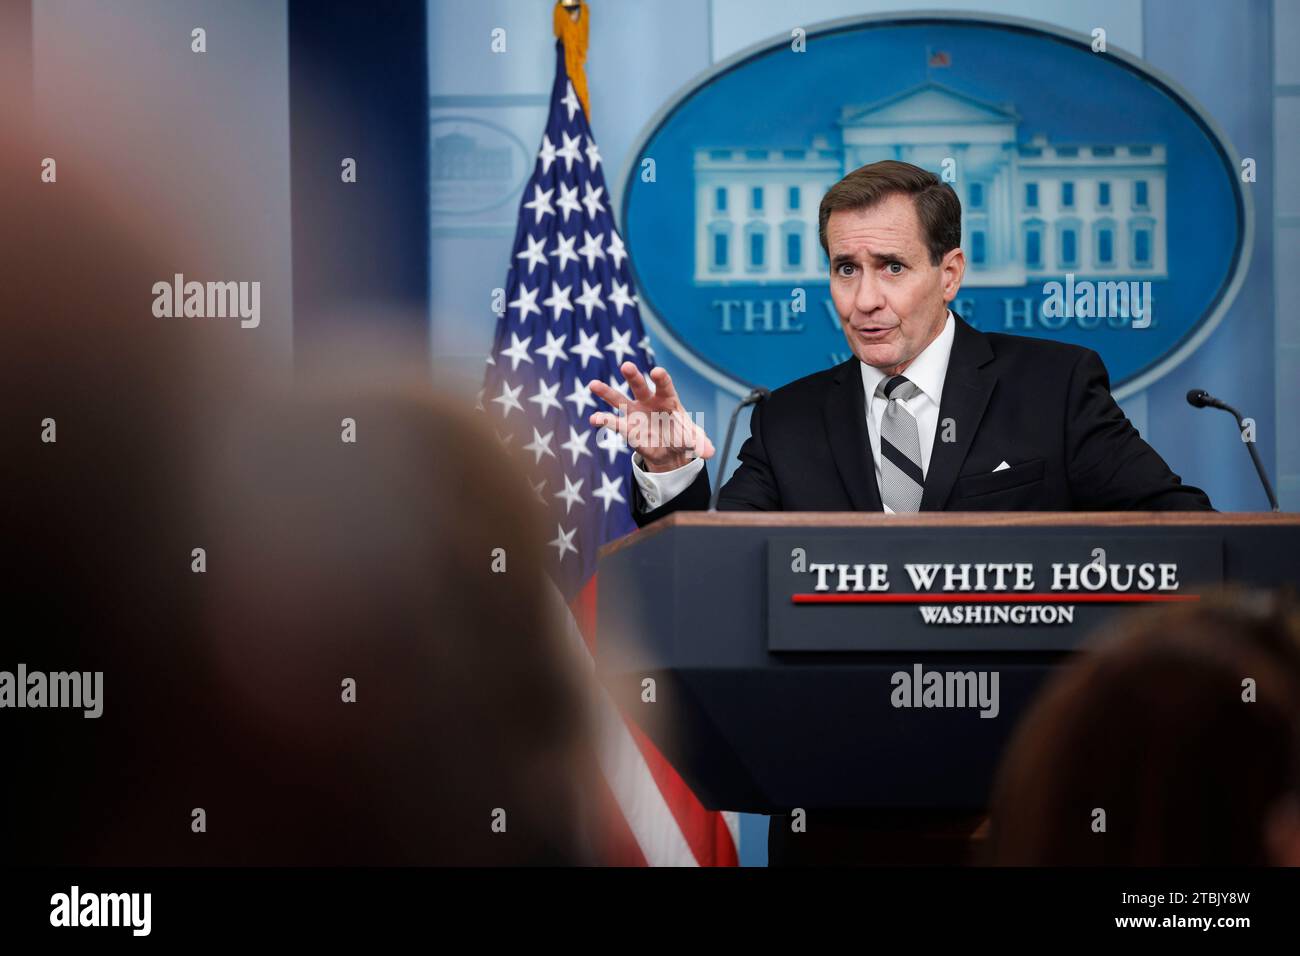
[{"xmin": 876, "ymin": 375, "xmax": 924, "ymax": 512}]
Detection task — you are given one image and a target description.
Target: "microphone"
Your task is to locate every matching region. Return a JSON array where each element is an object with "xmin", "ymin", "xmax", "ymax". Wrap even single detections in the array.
[
  {"xmin": 1186, "ymin": 388, "xmax": 1279, "ymax": 511},
  {"xmin": 1185, "ymin": 388, "xmax": 1227, "ymax": 411},
  {"xmin": 708, "ymin": 387, "xmax": 770, "ymax": 512}
]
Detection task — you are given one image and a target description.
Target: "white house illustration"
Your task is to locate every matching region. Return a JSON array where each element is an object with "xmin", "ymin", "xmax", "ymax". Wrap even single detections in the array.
[{"xmin": 693, "ymin": 82, "xmax": 1167, "ymax": 286}]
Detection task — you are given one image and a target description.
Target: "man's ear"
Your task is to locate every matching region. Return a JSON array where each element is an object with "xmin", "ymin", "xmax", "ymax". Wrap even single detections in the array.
[{"xmin": 941, "ymin": 246, "xmax": 965, "ymax": 302}]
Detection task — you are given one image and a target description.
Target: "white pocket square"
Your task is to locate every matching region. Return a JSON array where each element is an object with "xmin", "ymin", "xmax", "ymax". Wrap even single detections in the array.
[{"xmin": 993, "ymin": 460, "xmax": 1010, "ymax": 472}]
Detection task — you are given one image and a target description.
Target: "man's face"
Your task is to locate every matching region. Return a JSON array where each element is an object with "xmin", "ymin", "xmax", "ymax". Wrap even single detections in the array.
[{"xmin": 826, "ymin": 193, "xmax": 964, "ymax": 376}]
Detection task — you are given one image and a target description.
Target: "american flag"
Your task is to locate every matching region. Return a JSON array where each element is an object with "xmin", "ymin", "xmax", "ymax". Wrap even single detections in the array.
[
  {"xmin": 481, "ymin": 54, "xmax": 647, "ymax": 603},
  {"xmin": 480, "ymin": 23, "xmax": 739, "ymax": 867}
]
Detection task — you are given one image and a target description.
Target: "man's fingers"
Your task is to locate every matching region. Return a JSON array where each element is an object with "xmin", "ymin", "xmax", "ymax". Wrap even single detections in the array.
[
  {"xmin": 648, "ymin": 366, "xmax": 678, "ymax": 404},
  {"xmin": 589, "ymin": 404, "xmax": 715, "ymax": 463},
  {"xmin": 588, "ymin": 410, "xmax": 630, "ymax": 440},
  {"xmin": 588, "ymin": 378, "xmax": 630, "ymax": 413},
  {"xmin": 672, "ymin": 408, "xmax": 716, "ymax": 459},
  {"xmin": 693, "ymin": 429, "xmax": 716, "ymax": 459},
  {"xmin": 589, "ymin": 365, "xmax": 710, "ymax": 459},
  {"xmin": 620, "ymin": 361, "xmax": 655, "ymax": 403}
]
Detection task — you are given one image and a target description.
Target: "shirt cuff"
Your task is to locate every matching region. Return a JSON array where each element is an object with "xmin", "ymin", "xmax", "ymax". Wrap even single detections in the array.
[{"xmin": 631, "ymin": 454, "xmax": 706, "ymax": 511}]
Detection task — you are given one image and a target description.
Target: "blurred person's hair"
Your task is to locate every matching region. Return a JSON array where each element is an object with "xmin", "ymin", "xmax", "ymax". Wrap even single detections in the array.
[
  {"xmin": 185, "ymin": 378, "xmax": 599, "ymax": 864},
  {"xmin": 987, "ymin": 592, "xmax": 1300, "ymax": 865},
  {"xmin": 2, "ymin": 104, "xmax": 596, "ymax": 865}
]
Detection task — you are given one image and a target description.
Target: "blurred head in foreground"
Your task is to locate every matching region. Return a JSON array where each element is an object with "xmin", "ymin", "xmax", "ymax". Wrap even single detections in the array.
[
  {"xmin": 3, "ymin": 102, "xmax": 597, "ymax": 865},
  {"xmin": 192, "ymin": 380, "xmax": 599, "ymax": 865},
  {"xmin": 988, "ymin": 593, "xmax": 1300, "ymax": 865}
]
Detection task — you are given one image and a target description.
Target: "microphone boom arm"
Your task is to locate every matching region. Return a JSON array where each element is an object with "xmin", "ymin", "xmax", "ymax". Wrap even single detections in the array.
[{"xmin": 1218, "ymin": 399, "xmax": 1281, "ymax": 512}]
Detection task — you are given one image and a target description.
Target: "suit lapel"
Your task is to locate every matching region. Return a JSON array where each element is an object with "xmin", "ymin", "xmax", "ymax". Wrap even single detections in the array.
[
  {"xmin": 824, "ymin": 358, "xmax": 883, "ymax": 511},
  {"xmin": 920, "ymin": 315, "xmax": 996, "ymax": 511}
]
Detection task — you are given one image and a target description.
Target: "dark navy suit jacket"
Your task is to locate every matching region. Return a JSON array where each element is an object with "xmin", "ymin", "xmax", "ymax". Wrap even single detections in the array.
[{"xmin": 634, "ymin": 313, "xmax": 1212, "ymax": 523}]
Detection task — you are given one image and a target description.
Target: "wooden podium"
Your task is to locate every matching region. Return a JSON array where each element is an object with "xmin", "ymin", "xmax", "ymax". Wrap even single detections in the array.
[{"xmin": 595, "ymin": 512, "xmax": 1300, "ymax": 814}]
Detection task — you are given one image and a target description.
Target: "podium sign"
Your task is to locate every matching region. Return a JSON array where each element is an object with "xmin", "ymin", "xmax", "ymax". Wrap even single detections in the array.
[{"xmin": 766, "ymin": 534, "xmax": 1223, "ymax": 652}]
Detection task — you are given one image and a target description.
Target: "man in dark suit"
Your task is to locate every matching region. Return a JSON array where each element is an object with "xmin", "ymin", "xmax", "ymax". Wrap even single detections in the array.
[
  {"xmin": 587, "ymin": 159, "xmax": 1212, "ymax": 864},
  {"xmin": 624, "ymin": 310, "xmax": 1211, "ymax": 518}
]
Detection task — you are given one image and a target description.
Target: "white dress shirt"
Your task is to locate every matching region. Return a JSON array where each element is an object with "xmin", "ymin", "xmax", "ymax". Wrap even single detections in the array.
[{"xmin": 633, "ymin": 310, "xmax": 956, "ymax": 512}]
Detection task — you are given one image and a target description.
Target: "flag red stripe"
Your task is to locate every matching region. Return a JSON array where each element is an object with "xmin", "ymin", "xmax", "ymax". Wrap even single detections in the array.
[
  {"xmin": 572, "ymin": 573, "xmax": 738, "ymax": 866},
  {"xmin": 572, "ymin": 574, "xmax": 601, "ymax": 655},
  {"xmin": 624, "ymin": 717, "xmax": 740, "ymax": 867}
]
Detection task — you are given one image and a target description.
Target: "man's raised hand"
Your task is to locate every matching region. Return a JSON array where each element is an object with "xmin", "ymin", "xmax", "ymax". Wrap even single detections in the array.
[{"xmin": 588, "ymin": 362, "xmax": 715, "ymax": 473}]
